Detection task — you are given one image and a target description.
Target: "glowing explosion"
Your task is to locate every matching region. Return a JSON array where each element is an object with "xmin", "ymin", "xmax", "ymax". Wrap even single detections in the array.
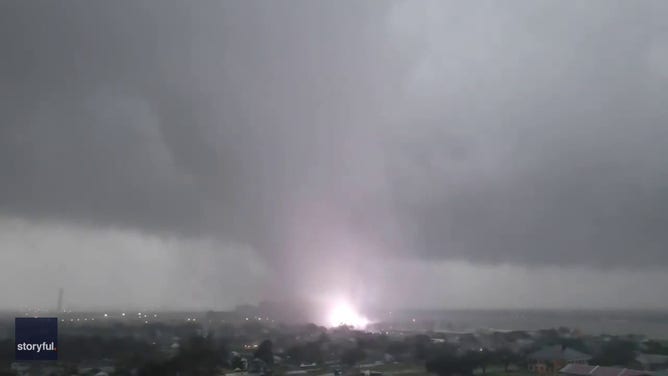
[{"xmin": 326, "ymin": 301, "xmax": 370, "ymax": 329}]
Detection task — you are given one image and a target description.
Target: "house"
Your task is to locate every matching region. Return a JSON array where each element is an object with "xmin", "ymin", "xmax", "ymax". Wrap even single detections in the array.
[
  {"xmin": 636, "ymin": 353, "xmax": 668, "ymax": 371},
  {"xmin": 77, "ymin": 360, "xmax": 116, "ymax": 376},
  {"xmin": 528, "ymin": 345, "xmax": 592, "ymax": 375},
  {"xmin": 10, "ymin": 362, "xmax": 30, "ymax": 375},
  {"xmin": 10, "ymin": 362, "xmax": 66, "ymax": 376},
  {"xmin": 559, "ymin": 364, "xmax": 652, "ymax": 376}
]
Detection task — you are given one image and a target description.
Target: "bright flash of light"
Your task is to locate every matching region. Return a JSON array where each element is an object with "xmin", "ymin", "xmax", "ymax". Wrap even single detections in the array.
[{"xmin": 327, "ymin": 301, "xmax": 370, "ymax": 329}]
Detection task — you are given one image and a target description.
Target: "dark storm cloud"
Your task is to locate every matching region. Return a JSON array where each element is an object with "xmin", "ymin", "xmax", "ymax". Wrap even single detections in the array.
[{"xmin": 2, "ymin": 0, "xmax": 668, "ymax": 269}]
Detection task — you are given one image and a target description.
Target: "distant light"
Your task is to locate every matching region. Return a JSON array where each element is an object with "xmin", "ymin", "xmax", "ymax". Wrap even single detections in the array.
[
  {"xmin": 192, "ymin": 318, "xmax": 196, "ymax": 322},
  {"xmin": 145, "ymin": 320, "xmax": 149, "ymax": 324},
  {"xmin": 153, "ymin": 314, "xmax": 157, "ymax": 318},
  {"xmin": 104, "ymin": 313, "xmax": 108, "ymax": 317},
  {"xmin": 138, "ymin": 312, "xmax": 142, "ymax": 316},
  {"xmin": 412, "ymin": 318, "xmax": 416, "ymax": 323},
  {"xmin": 258, "ymin": 317, "xmax": 262, "ymax": 321},
  {"xmin": 245, "ymin": 317, "xmax": 249, "ymax": 321},
  {"xmin": 70, "ymin": 319, "xmax": 74, "ymax": 322},
  {"xmin": 61, "ymin": 319, "xmax": 64, "ymax": 322},
  {"xmin": 326, "ymin": 300, "xmax": 370, "ymax": 329},
  {"xmin": 121, "ymin": 313, "xmax": 126, "ymax": 317}
]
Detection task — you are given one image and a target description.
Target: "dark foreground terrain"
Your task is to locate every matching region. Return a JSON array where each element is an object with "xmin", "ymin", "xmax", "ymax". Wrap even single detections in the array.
[{"xmin": 1, "ymin": 308, "xmax": 668, "ymax": 376}]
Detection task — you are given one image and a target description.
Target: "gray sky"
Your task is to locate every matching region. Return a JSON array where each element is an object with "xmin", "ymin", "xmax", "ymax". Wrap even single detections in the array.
[{"xmin": 2, "ymin": 0, "xmax": 668, "ymax": 312}]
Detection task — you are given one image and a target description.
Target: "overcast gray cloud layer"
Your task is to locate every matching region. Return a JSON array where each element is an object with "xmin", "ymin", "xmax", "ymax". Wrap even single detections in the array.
[{"xmin": 2, "ymin": 0, "xmax": 668, "ymax": 294}]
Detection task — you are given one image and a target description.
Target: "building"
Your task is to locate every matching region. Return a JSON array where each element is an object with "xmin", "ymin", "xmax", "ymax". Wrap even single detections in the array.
[
  {"xmin": 528, "ymin": 345, "xmax": 592, "ymax": 375},
  {"xmin": 559, "ymin": 364, "xmax": 652, "ymax": 376}
]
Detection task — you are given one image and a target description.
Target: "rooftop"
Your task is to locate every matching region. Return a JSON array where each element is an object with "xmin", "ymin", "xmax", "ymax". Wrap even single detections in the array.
[
  {"xmin": 636, "ymin": 353, "xmax": 668, "ymax": 365},
  {"xmin": 529, "ymin": 345, "xmax": 592, "ymax": 362},
  {"xmin": 560, "ymin": 364, "xmax": 652, "ymax": 376}
]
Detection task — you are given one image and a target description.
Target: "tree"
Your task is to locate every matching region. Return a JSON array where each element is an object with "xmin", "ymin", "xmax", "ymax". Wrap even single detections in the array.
[
  {"xmin": 317, "ymin": 332, "xmax": 331, "ymax": 344},
  {"xmin": 592, "ymin": 339, "xmax": 637, "ymax": 366},
  {"xmin": 557, "ymin": 338, "xmax": 590, "ymax": 354},
  {"xmin": 230, "ymin": 354, "xmax": 246, "ymax": 371},
  {"xmin": 413, "ymin": 334, "xmax": 432, "ymax": 361},
  {"xmin": 303, "ymin": 342, "xmax": 324, "ymax": 364},
  {"xmin": 135, "ymin": 335, "xmax": 223, "ymax": 376},
  {"xmin": 494, "ymin": 348, "xmax": 522, "ymax": 372},
  {"xmin": 305, "ymin": 323, "xmax": 320, "ymax": 334},
  {"xmin": 643, "ymin": 340, "xmax": 668, "ymax": 355},
  {"xmin": 472, "ymin": 349, "xmax": 493, "ymax": 375},
  {"xmin": 286, "ymin": 345, "xmax": 304, "ymax": 365},
  {"xmin": 286, "ymin": 342, "xmax": 323, "ymax": 365},
  {"xmin": 341, "ymin": 347, "xmax": 366, "ymax": 367},
  {"xmin": 254, "ymin": 339, "xmax": 274, "ymax": 366},
  {"xmin": 171, "ymin": 335, "xmax": 219, "ymax": 375},
  {"xmin": 386, "ymin": 340, "xmax": 411, "ymax": 359},
  {"xmin": 426, "ymin": 351, "xmax": 477, "ymax": 376},
  {"xmin": 463, "ymin": 350, "xmax": 487, "ymax": 375}
]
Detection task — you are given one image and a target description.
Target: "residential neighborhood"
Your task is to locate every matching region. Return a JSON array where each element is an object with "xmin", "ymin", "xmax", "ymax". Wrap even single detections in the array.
[{"xmin": 2, "ymin": 309, "xmax": 668, "ymax": 376}]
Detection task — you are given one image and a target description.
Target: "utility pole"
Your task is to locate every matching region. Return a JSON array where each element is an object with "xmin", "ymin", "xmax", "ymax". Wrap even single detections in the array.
[{"xmin": 57, "ymin": 288, "xmax": 64, "ymax": 313}]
